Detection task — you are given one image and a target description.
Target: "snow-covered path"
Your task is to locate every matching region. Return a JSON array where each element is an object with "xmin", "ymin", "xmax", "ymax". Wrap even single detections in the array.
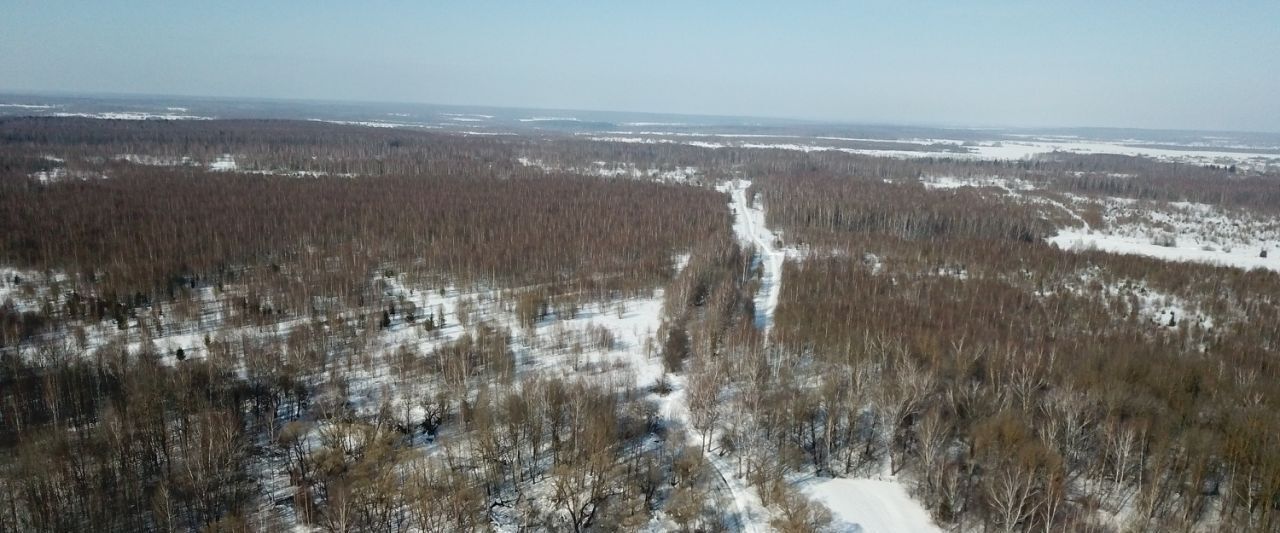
[
  {"xmin": 655, "ymin": 178, "xmax": 790, "ymax": 533},
  {"xmin": 655, "ymin": 379, "xmax": 767, "ymax": 533},
  {"xmin": 717, "ymin": 179, "xmax": 943, "ymax": 533},
  {"xmin": 1042, "ymin": 196, "xmax": 1090, "ymax": 232},
  {"xmin": 721, "ymin": 179, "xmax": 786, "ymax": 337}
]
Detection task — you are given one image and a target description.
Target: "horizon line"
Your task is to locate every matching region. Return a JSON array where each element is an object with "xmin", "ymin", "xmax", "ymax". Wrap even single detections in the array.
[{"xmin": 2, "ymin": 88, "xmax": 1278, "ymax": 137}]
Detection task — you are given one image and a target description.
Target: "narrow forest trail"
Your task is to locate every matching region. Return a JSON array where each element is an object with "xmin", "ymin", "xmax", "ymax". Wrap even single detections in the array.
[
  {"xmin": 710, "ymin": 179, "xmax": 942, "ymax": 533},
  {"xmin": 1020, "ymin": 188, "xmax": 1090, "ymax": 232},
  {"xmin": 722, "ymin": 179, "xmax": 787, "ymax": 338},
  {"xmin": 650, "ymin": 179, "xmax": 788, "ymax": 532},
  {"xmin": 1047, "ymin": 197, "xmax": 1091, "ymax": 232},
  {"xmin": 689, "ymin": 178, "xmax": 790, "ymax": 533},
  {"xmin": 656, "ymin": 378, "xmax": 762, "ymax": 533}
]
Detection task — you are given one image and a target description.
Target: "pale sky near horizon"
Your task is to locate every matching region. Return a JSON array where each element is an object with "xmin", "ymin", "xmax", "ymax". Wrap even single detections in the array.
[{"xmin": 2, "ymin": 1, "xmax": 1278, "ymax": 131}]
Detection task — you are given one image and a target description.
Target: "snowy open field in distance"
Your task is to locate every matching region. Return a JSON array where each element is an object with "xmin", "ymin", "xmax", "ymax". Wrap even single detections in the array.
[
  {"xmin": 1050, "ymin": 229, "xmax": 1278, "ymax": 272},
  {"xmin": 588, "ymin": 133, "xmax": 1280, "ymax": 170},
  {"xmin": 1049, "ymin": 195, "xmax": 1279, "ymax": 272},
  {"xmin": 918, "ymin": 174, "xmax": 1280, "ymax": 272}
]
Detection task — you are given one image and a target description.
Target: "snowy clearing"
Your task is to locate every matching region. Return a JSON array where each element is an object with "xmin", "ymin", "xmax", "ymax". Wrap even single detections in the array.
[
  {"xmin": 209, "ymin": 154, "xmax": 237, "ymax": 171},
  {"xmin": 1049, "ymin": 195, "xmax": 1279, "ymax": 272},
  {"xmin": 518, "ymin": 116, "xmax": 580, "ymax": 122},
  {"xmin": 0, "ymin": 103, "xmax": 57, "ymax": 109},
  {"xmin": 1050, "ymin": 229, "xmax": 1278, "ymax": 272},
  {"xmin": 920, "ymin": 175, "xmax": 1038, "ymax": 191},
  {"xmin": 441, "ymin": 113, "xmax": 494, "ymax": 119},
  {"xmin": 914, "ymin": 174, "xmax": 1280, "ymax": 272},
  {"xmin": 307, "ymin": 118, "xmax": 440, "ymax": 129},
  {"xmin": 800, "ymin": 477, "xmax": 942, "ymax": 533},
  {"xmin": 517, "ymin": 157, "xmax": 701, "ymax": 183},
  {"xmin": 50, "ymin": 111, "xmax": 213, "ymax": 120}
]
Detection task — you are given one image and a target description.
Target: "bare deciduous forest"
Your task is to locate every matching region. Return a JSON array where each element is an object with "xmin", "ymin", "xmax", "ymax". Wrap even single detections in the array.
[{"xmin": 1, "ymin": 117, "xmax": 1279, "ymax": 532}]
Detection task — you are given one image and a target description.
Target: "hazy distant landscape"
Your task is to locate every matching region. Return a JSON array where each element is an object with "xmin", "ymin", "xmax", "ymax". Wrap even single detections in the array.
[{"xmin": 7, "ymin": 93, "xmax": 1278, "ymax": 174}]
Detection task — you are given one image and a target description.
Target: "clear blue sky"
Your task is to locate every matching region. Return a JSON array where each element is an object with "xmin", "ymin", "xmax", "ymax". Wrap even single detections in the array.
[{"xmin": 3, "ymin": 1, "xmax": 1278, "ymax": 131}]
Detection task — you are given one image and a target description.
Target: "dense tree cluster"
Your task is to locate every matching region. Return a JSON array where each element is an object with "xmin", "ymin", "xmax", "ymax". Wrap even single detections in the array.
[
  {"xmin": 0, "ymin": 130, "xmax": 727, "ymax": 316},
  {"xmin": 753, "ymin": 172, "xmax": 1054, "ymax": 246}
]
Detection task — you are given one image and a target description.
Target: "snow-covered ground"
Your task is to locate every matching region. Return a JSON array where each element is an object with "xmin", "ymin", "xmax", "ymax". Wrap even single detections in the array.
[
  {"xmin": 0, "ymin": 103, "xmax": 57, "ymax": 109},
  {"xmin": 920, "ymin": 175, "xmax": 1037, "ymax": 192},
  {"xmin": 114, "ymin": 152, "xmax": 355, "ymax": 177},
  {"xmin": 242, "ymin": 169, "xmax": 358, "ymax": 178},
  {"xmin": 0, "ymin": 268, "xmax": 53, "ymax": 313},
  {"xmin": 307, "ymin": 118, "xmax": 440, "ymax": 129},
  {"xmin": 518, "ymin": 116, "xmax": 580, "ymax": 122},
  {"xmin": 1034, "ymin": 265, "xmax": 1219, "ymax": 335},
  {"xmin": 915, "ymin": 174, "xmax": 1280, "ymax": 272},
  {"xmin": 517, "ymin": 157, "xmax": 701, "ymax": 183},
  {"xmin": 651, "ymin": 371, "xmax": 772, "ymax": 533},
  {"xmin": 985, "ymin": 138, "xmax": 1280, "ymax": 170},
  {"xmin": 1049, "ymin": 196, "xmax": 1278, "ymax": 272},
  {"xmin": 117, "ymin": 153, "xmax": 194, "ymax": 166},
  {"xmin": 50, "ymin": 111, "xmax": 213, "ymax": 120},
  {"xmin": 209, "ymin": 154, "xmax": 237, "ymax": 171},
  {"xmin": 27, "ymin": 167, "xmax": 109, "ymax": 183},
  {"xmin": 800, "ymin": 477, "xmax": 942, "ymax": 533},
  {"xmin": 441, "ymin": 113, "xmax": 494, "ymax": 119},
  {"xmin": 1050, "ymin": 230, "xmax": 1277, "ymax": 272}
]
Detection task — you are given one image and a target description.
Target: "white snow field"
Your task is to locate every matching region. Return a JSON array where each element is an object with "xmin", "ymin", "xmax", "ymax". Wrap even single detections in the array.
[
  {"xmin": 1050, "ymin": 229, "xmax": 1278, "ymax": 272},
  {"xmin": 518, "ymin": 116, "xmax": 580, "ymax": 122},
  {"xmin": 517, "ymin": 157, "xmax": 701, "ymax": 182},
  {"xmin": 1049, "ymin": 197, "xmax": 1279, "ymax": 272},
  {"xmin": 308, "ymin": 118, "xmax": 441, "ymax": 129},
  {"xmin": 209, "ymin": 154, "xmax": 237, "ymax": 171},
  {"xmin": 915, "ymin": 174, "xmax": 1280, "ymax": 272},
  {"xmin": 800, "ymin": 477, "xmax": 942, "ymax": 533},
  {"xmin": 588, "ymin": 133, "xmax": 1280, "ymax": 170},
  {"xmin": 50, "ymin": 111, "xmax": 213, "ymax": 120},
  {"xmin": 0, "ymin": 103, "xmax": 57, "ymax": 109}
]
